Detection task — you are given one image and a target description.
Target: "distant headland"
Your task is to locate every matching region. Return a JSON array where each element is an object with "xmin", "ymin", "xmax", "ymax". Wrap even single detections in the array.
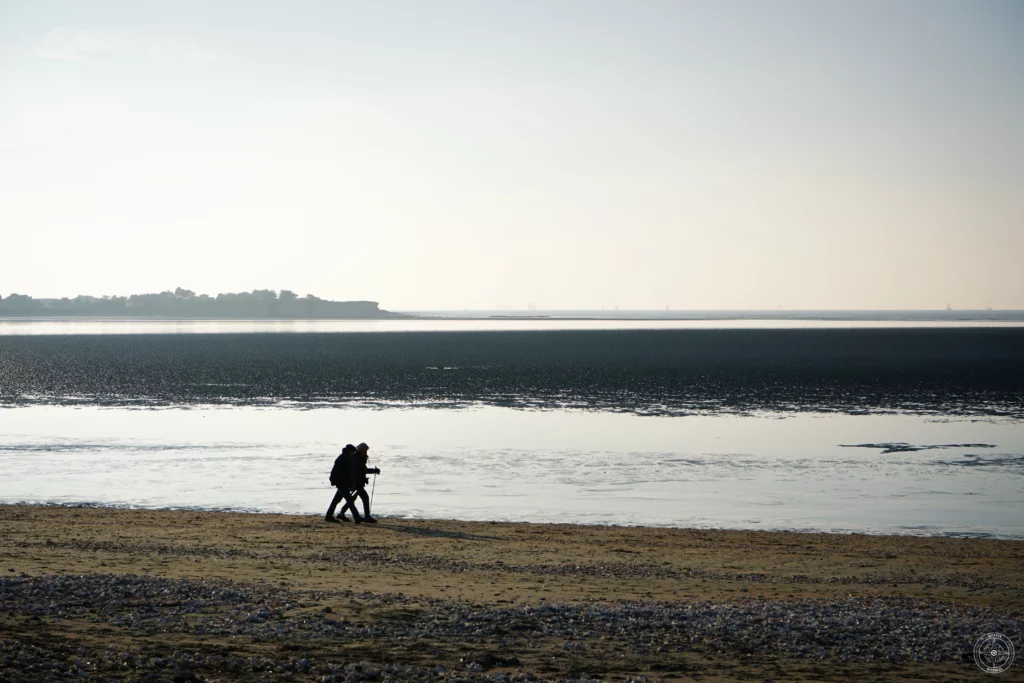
[{"xmin": 0, "ymin": 288, "xmax": 410, "ymax": 319}]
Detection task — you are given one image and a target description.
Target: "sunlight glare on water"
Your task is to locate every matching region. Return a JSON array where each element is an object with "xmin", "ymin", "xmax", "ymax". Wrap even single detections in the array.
[{"xmin": 1, "ymin": 405, "xmax": 1021, "ymax": 538}]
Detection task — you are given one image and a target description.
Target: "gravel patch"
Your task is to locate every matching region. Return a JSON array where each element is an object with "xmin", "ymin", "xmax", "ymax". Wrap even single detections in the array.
[
  {"xmin": 0, "ymin": 638, "xmax": 558, "ymax": 683},
  {"xmin": 2, "ymin": 574, "xmax": 1019, "ymax": 666}
]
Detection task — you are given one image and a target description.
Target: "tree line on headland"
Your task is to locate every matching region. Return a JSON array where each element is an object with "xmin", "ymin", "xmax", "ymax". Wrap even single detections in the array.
[{"xmin": 0, "ymin": 288, "xmax": 408, "ymax": 319}]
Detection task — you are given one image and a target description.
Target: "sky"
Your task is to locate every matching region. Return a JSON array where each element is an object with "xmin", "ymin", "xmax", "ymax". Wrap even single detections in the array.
[{"xmin": 1, "ymin": 1, "xmax": 1022, "ymax": 310}]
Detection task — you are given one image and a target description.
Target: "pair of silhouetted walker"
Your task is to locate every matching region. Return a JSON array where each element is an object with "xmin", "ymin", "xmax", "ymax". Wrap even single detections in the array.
[{"xmin": 325, "ymin": 442, "xmax": 380, "ymax": 524}]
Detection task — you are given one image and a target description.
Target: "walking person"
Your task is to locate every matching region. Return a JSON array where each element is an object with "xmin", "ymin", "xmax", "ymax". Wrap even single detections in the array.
[
  {"xmin": 340, "ymin": 442, "xmax": 380, "ymax": 523},
  {"xmin": 325, "ymin": 444, "xmax": 362, "ymax": 523}
]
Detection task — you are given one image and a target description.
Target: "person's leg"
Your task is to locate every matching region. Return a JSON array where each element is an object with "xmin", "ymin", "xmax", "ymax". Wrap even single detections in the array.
[
  {"xmin": 356, "ymin": 488, "xmax": 374, "ymax": 521},
  {"xmin": 339, "ymin": 490, "xmax": 359, "ymax": 520},
  {"xmin": 325, "ymin": 487, "xmax": 346, "ymax": 521},
  {"xmin": 345, "ymin": 490, "xmax": 363, "ymax": 522}
]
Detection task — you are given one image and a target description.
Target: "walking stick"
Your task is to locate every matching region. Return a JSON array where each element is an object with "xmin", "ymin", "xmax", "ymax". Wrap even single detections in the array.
[{"xmin": 369, "ymin": 472, "xmax": 376, "ymax": 514}]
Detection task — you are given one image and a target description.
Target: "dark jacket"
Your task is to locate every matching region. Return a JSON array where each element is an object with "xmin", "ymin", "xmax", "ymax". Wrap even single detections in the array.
[
  {"xmin": 329, "ymin": 452, "xmax": 354, "ymax": 488},
  {"xmin": 351, "ymin": 453, "xmax": 380, "ymax": 489}
]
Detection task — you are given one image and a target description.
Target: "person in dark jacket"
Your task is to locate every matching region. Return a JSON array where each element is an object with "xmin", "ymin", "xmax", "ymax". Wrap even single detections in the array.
[
  {"xmin": 325, "ymin": 444, "xmax": 362, "ymax": 523},
  {"xmin": 340, "ymin": 442, "xmax": 380, "ymax": 523}
]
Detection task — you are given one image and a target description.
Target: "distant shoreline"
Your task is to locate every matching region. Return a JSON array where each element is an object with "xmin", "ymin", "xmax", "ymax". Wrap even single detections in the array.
[
  {"xmin": 3, "ymin": 309, "xmax": 1023, "ymax": 322},
  {"xmin": 405, "ymin": 309, "xmax": 1024, "ymax": 322},
  {"xmin": 0, "ymin": 290, "xmax": 412, "ymax": 319},
  {"xmin": 0, "ymin": 314, "xmax": 415, "ymax": 321}
]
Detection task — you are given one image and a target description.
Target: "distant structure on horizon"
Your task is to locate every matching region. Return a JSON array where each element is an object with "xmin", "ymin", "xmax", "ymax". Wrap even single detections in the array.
[{"xmin": 0, "ymin": 288, "xmax": 409, "ymax": 319}]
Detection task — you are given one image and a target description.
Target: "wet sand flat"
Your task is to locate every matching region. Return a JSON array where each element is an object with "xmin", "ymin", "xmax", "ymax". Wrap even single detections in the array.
[
  {"xmin": 2, "ymin": 328, "xmax": 1023, "ymax": 416},
  {"xmin": 1, "ymin": 505, "xmax": 1022, "ymax": 681}
]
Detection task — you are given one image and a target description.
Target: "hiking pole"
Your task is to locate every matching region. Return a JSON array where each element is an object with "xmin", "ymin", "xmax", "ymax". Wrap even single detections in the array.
[{"xmin": 369, "ymin": 472, "xmax": 377, "ymax": 514}]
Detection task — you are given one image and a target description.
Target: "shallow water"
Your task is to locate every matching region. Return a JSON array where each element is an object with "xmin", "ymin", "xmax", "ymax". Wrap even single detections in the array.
[{"xmin": 1, "ymin": 405, "xmax": 1021, "ymax": 538}]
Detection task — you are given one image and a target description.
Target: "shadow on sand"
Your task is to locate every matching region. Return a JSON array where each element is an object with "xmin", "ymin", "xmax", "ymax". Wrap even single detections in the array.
[{"xmin": 380, "ymin": 522, "xmax": 503, "ymax": 542}]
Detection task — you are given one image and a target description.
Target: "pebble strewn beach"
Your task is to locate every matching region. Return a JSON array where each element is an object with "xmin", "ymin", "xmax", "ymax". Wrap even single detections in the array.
[
  {"xmin": 2, "ymin": 573, "xmax": 1020, "ymax": 665},
  {"xmin": 0, "ymin": 638, "xmax": 530, "ymax": 683},
  {"xmin": 2, "ymin": 506, "xmax": 1022, "ymax": 681}
]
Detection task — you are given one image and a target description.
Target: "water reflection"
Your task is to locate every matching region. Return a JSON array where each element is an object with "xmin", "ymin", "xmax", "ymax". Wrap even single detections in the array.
[{"xmin": 1, "ymin": 405, "xmax": 1021, "ymax": 537}]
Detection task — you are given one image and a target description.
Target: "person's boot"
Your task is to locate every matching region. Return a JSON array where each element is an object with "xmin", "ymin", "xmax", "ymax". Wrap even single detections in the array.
[
  {"xmin": 352, "ymin": 512, "xmax": 364, "ymax": 524},
  {"xmin": 337, "ymin": 513, "xmax": 352, "ymax": 523},
  {"xmin": 363, "ymin": 515, "xmax": 378, "ymax": 524},
  {"xmin": 324, "ymin": 514, "xmax": 340, "ymax": 523}
]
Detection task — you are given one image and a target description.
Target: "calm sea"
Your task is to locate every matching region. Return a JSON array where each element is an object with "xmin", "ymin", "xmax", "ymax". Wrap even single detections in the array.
[{"xmin": 1, "ymin": 318, "xmax": 1021, "ymax": 537}]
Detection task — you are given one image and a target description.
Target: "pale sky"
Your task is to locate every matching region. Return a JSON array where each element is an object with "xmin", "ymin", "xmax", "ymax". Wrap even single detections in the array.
[{"xmin": 1, "ymin": 1, "xmax": 1022, "ymax": 310}]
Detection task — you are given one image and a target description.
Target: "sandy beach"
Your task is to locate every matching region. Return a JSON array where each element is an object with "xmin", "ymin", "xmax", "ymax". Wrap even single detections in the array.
[{"xmin": 1, "ymin": 505, "xmax": 1021, "ymax": 681}]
